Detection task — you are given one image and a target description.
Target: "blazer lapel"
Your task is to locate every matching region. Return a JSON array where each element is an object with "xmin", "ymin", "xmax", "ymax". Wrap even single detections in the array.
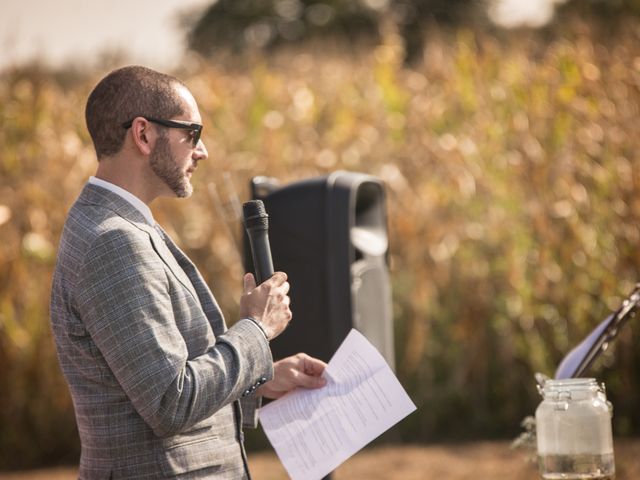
[
  {"xmin": 154, "ymin": 224, "xmax": 227, "ymax": 336},
  {"xmin": 145, "ymin": 224, "xmax": 200, "ymax": 302}
]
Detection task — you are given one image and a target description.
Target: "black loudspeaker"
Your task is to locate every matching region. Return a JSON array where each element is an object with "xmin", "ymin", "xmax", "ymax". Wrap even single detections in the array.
[{"xmin": 244, "ymin": 171, "xmax": 394, "ymax": 369}]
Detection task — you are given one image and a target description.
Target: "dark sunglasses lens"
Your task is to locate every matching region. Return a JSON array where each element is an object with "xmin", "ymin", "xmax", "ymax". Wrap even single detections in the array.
[{"xmin": 191, "ymin": 128, "xmax": 201, "ymax": 147}]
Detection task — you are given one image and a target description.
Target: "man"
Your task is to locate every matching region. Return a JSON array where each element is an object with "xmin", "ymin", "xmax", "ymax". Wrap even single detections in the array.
[{"xmin": 50, "ymin": 65, "xmax": 327, "ymax": 479}]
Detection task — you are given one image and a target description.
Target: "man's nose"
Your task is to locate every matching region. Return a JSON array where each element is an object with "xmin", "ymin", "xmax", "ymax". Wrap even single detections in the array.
[{"xmin": 194, "ymin": 140, "xmax": 208, "ymax": 160}]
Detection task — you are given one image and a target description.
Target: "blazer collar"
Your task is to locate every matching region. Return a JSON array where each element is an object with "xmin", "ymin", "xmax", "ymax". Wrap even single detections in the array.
[{"xmin": 79, "ymin": 183, "xmax": 154, "ymax": 228}]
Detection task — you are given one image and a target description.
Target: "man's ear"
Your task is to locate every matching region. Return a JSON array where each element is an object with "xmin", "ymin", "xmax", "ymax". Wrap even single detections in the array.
[{"xmin": 130, "ymin": 117, "xmax": 154, "ymax": 156}]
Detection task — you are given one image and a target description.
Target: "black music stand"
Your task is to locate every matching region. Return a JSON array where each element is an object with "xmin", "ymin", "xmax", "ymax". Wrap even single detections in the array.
[{"xmin": 555, "ymin": 284, "xmax": 640, "ymax": 379}]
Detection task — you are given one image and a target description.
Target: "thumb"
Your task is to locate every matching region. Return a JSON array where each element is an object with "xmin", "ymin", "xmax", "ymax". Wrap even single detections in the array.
[
  {"xmin": 243, "ymin": 273, "xmax": 256, "ymax": 293},
  {"xmin": 297, "ymin": 371, "xmax": 328, "ymax": 390}
]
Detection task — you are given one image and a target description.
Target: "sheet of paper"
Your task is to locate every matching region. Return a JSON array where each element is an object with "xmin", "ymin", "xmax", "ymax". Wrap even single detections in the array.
[{"xmin": 259, "ymin": 328, "xmax": 417, "ymax": 480}]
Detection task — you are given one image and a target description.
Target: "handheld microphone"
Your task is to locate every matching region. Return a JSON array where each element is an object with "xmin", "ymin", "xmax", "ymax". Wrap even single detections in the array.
[{"xmin": 243, "ymin": 200, "xmax": 274, "ymax": 285}]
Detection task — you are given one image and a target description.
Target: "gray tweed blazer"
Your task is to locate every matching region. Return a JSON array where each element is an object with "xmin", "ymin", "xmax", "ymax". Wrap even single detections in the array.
[{"xmin": 50, "ymin": 184, "xmax": 273, "ymax": 479}]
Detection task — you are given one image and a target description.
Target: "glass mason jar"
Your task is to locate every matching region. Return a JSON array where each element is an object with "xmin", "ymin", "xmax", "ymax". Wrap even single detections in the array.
[{"xmin": 535, "ymin": 378, "xmax": 615, "ymax": 479}]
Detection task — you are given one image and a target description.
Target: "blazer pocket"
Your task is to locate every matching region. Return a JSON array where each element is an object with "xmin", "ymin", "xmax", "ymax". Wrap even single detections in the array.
[{"xmin": 159, "ymin": 435, "xmax": 242, "ymax": 477}]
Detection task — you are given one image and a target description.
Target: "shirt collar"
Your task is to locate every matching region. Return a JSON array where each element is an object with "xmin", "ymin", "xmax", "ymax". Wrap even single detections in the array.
[{"xmin": 88, "ymin": 176, "xmax": 155, "ymax": 225}]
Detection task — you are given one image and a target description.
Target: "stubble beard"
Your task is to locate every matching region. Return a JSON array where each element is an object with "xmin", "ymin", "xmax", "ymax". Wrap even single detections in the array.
[{"xmin": 149, "ymin": 135, "xmax": 193, "ymax": 198}]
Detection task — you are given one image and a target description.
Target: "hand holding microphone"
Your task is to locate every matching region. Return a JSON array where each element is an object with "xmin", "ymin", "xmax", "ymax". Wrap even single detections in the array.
[{"xmin": 240, "ymin": 200, "xmax": 292, "ymax": 340}]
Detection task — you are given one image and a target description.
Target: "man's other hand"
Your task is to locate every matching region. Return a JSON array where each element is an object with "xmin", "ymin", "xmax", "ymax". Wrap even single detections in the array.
[{"xmin": 258, "ymin": 353, "xmax": 328, "ymax": 399}]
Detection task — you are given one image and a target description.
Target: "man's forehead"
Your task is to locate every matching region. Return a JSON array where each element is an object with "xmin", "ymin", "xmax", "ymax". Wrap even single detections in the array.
[{"xmin": 174, "ymin": 84, "xmax": 201, "ymax": 121}]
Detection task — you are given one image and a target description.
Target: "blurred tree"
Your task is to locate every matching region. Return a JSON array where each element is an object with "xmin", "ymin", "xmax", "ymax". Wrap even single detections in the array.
[
  {"xmin": 185, "ymin": 0, "xmax": 640, "ymax": 64},
  {"xmin": 185, "ymin": 0, "xmax": 483, "ymax": 63},
  {"xmin": 572, "ymin": 0, "xmax": 640, "ymax": 15},
  {"xmin": 187, "ymin": 0, "xmax": 380, "ymax": 56}
]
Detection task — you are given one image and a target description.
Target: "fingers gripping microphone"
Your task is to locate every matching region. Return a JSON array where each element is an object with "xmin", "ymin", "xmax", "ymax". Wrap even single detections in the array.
[{"xmin": 243, "ymin": 200, "xmax": 274, "ymax": 285}]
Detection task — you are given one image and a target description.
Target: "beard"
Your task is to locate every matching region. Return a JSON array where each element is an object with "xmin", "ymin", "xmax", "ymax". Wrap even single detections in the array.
[{"xmin": 149, "ymin": 135, "xmax": 193, "ymax": 198}]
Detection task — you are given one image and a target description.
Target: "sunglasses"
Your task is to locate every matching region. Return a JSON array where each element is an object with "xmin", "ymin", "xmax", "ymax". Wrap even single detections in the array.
[{"xmin": 122, "ymin": 117, "xmax": 203, "ymax": 147}]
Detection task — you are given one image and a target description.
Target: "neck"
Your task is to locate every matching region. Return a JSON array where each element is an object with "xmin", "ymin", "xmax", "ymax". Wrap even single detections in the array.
[{"xmin": 95, "ymin": 156, "xmax": 159, "ymax": 204}]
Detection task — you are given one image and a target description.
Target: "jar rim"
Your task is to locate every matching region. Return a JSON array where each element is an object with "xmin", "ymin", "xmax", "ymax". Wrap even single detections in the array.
[{"xmin": 542, "ymin": 377, "xmax": 599, "ymax": 392}]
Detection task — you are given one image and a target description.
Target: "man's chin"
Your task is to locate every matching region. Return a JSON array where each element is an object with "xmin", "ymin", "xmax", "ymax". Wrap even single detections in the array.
[
  {"xmin": 173, "ymin": 185, "xmax": 193, "ymax": 198},
  {"xmin": 159, "ymin": 182, "xmax": 193, "ymax": 199},
  {"xmin": 175, "ymin": 183, "xmax": 193, "ymax": 198}
]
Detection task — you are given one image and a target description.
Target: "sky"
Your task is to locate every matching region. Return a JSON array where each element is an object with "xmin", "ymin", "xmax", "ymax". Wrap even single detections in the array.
[{"xmin": 0, "ymin": 0, "xmax": 211, "ymax": 71}]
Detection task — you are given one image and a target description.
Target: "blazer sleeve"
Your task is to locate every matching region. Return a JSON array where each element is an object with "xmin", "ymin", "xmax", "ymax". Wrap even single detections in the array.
[{"xmin": 74, "ymin": 227, "xmax": 273, "ymax": 437}]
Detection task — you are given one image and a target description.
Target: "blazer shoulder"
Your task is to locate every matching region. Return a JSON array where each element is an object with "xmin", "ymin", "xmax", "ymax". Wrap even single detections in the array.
[
  {"xmin": 59, "ymin": 200, "xmax": 156, "ymax": 275},
  {"xmin": 66, "ymin": 194, "xmax": 153, "ymax": 239},
  {"xmin": 83, "ymin": 218, "xmax": 155, "ymax": 266}
]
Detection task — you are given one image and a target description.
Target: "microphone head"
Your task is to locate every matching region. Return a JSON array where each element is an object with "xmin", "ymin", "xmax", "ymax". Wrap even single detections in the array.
[{"xmin": 243, "ymin": 200, "xmax": 269, "ymax": 231}]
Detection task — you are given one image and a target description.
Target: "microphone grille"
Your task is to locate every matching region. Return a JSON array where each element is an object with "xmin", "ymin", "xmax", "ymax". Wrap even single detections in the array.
[{"xmin": 243, "ymin": 200, "xmax": 269, "ymax": 230}]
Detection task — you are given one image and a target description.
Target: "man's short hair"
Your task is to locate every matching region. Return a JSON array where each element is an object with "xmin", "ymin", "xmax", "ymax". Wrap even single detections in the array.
[{"xmin": 85, "ymin": 65, "xmax": 186, "ymax": 159}]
